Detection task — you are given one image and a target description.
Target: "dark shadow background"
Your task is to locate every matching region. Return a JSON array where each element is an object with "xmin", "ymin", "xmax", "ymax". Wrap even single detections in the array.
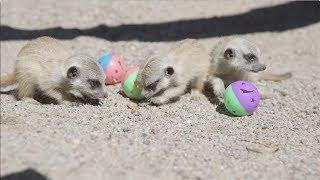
[
  {"xmin": 1, "ymin": 2, "xmax": 319, "ymax": 42},
  {"xmin": 0, "ymin": 169, "xmax": 48, "ymax": 180}
]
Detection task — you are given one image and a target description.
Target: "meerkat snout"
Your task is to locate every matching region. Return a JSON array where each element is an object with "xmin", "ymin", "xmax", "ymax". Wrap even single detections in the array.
[{"xmin": 253, "ymin": 63, "xmax": 266, "ymax": 72}]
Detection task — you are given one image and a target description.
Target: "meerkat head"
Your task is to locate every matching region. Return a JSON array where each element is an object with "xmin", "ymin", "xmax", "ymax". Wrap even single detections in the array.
[
  {"xmin": 64, "ymin": 54, "xmax": 108, "ymax": 99},
  {"xmin": 136, "ymin": 56, "xmax": 174, "ymax": 99},
  {"xmin": 219, "ymin": 38, "xmax": 266, "ymax": 72}
]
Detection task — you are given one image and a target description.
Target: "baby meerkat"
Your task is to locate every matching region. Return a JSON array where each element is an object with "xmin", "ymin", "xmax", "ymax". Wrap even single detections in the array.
[
  {"xmin": 209, "ymin": 37, "xmax": 292, "ymax": 99},
  {"xmin": 136, "ymin": 39, "xmax": 211, "ymax": 105},
  {"xmin": 0, "ymin": 36, "xmax": 108, "ymax": 104}
]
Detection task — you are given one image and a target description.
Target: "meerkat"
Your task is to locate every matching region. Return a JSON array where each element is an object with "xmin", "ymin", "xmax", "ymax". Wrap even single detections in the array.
[
  {"xmin": 136, "ymin": 39, "xmax": 211, "ymax": 105},
  {"xmin": 0, "ymin": 36, "xmax": 108, "ymax": 104},
  {"xmin": 208, "ymin": 37, "xmax": 292, "ymax": 99}
]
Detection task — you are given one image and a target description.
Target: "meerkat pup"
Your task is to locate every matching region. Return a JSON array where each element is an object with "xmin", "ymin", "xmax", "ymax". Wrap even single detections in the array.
[
  {"xmin": 209, "ymin": 37, "xmax": 292, "ymax": 99},
  {"xmin": 0, "ymin": 36, "xmax": 108, "ymax": 104},
  {"xmin": 136, "ymin": 39, "xmax": 211, "ymax": 105}
]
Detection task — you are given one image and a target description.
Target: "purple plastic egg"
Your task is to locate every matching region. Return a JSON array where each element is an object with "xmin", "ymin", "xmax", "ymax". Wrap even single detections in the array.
[{"xmin": 224, "ymin": 81, "xmax": 260, "ymax": 116}]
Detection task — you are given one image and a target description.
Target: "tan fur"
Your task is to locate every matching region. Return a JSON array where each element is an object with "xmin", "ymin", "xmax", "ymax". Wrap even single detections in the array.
[
  {"xmin": 0, "ymin": 36, "xmax": 108, "ymax": 104},
  {"xmin": 0, "ymin": 73, "xmax": 16, "ymax": 87},
  {"xmin": 259, "ymin": 72, "xmax": 292, "ymax": 82},
  {"xmin": 137, "ymin": 39, "xmax": 211, "ymax": 105}
]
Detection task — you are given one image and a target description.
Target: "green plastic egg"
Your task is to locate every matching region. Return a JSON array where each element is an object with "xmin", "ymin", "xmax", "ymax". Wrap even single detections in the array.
[{"xmin": 122, "ymin": 67, "xmax": 143, "ymax": 100}]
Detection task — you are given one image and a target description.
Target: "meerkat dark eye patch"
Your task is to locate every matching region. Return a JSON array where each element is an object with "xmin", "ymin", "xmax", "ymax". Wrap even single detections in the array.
[
  {"xmin": 224, "ymin": 48, "xmax": 235, "ymax": 59},
  {"xmin": 67, "ymin": 66, "xmax": 79, "ymax": 79},
  {"xmin": 165, "ymin": 66, "xmax": 174, "ymax": 76},
  {"xmin": 146, "ymin": 79, "xmax": 159, "ymax": 91},
  {"xmin": 88, "ymin": 79, "xmax": 101, "ymax": 89},
  {"xmin": 244, "ymin": 53, "xmax": 257, "ymax": 63}
]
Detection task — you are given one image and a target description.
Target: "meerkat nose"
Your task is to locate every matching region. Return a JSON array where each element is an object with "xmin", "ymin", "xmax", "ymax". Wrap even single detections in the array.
[
  {"xmin": 103, "ymin": 92, "xmax": 108, "ymax": 98},
  {"xmin": 261, "ymin": 65, "xmax": 267, "ymax": 70},
  {"xmin": 102, "ymin": 86, "xmax": 108, "ymax": 98}
]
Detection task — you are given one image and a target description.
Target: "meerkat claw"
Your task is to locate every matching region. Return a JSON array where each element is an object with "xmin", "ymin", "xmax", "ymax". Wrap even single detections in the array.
[
  {"xmin": 21, "ymin": 97, "xmax": 41, "ymax": 105},
  {"xmin": 150, "ymin": 97, "xmax": 166, "ymax": 105},
  {"xmin": 190, "ymin": 90, "xmax": 206, "ymax": 101}
]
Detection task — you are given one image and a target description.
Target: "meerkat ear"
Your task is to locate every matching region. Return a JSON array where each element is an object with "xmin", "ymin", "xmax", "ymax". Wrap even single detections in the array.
[
  {"xmin": 165, "ymin": 66, "xmax": 174, "ymax": 76},
  {"xmin": 224, "ymin": 48, "xmax": 235, "ymax": 60},
  {"xmin": 67, "ymin": 66, "xmax": 79, "ymax": 79}
]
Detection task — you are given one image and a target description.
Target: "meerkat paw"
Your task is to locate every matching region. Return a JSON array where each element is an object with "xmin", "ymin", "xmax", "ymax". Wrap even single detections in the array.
[
  {"xmin": 213, "ymin": 90, "xmax": 225, "ymax": 105},
  {"xmin": 213, "ymin": 86, "xmax": 225, "ymax": 99},
  {"xmin": 21, "ymin": 97, "xmax": 41, "ymax": 105},
  {"xmin": 150, "ymin": 97, "xmax": 167, "ymax": 105},
  {"xmin": 217, "ymin": 96, "xmax": 225, "ymax": 105},
  {"xmin": 215, "ymin": 90, "xmax": 225, "ymax": 99},
  {"xmin": 190, "ymin": 90, "xmax": 206, "ymax": 101},
  {"xmin": 255, "ymin": 83, "xmax": 270, "ymax": 100},
  {"xmin": 211, "ymin": 77, "xmax": 225, "ymax": 99},
  {"xmin": 62, "ymin": 101, "xmax": 79, "ymax": 107}
]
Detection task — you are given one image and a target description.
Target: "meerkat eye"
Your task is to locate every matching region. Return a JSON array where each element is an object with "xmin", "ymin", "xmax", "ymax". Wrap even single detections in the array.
[
  {"xmin": 67, "ymin": 66, "xmax": 79, "ymax": 79},
  {"xmin": 165, "ymin": 66, "xmax": 174, "ymax": 76},
  {"xmin": 224, "ymin": 48, "xmax": 235, "ymax": 59},
  {"xmin": 146, "ymin": 80, "xmax": 159, "ymax": 91},
  {"xmin": 244, "ymin": 53, "xmax": 256, "ymax": 63},
  {"xmin": 88, "ymin": 79, "xmax": 101, "ymax": 89}
]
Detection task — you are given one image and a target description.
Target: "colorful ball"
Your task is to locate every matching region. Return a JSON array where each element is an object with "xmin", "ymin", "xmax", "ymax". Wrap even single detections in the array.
[
  {"xmin": 121, "ymin": 66, "xmax": 143, "ymax": 100},
  {"xmin": 224, "ymin": 81, "xmax": 260, "ymax": 116},
  {"xmin": 98, "ymin": 53, "xmax": 126, "ymax": 85}
]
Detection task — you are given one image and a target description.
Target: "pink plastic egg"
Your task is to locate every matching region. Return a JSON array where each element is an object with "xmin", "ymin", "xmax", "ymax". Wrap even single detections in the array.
[{"xmin": 99, "ymin": 53, "xmax": 127, "ymax": 85}]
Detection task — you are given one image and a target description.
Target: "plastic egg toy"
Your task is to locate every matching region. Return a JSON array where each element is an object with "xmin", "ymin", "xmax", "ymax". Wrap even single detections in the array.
[
  {"xmin": 99, "ymin": 53, "xmax": 126, "ymax": 85},
  {"xmin": 224, "ymin": 81, "xmax": 260, "ymax": 116},
  {"xmin": 122, "ymin": 66, "xmax": 143, "ymax": 100}
]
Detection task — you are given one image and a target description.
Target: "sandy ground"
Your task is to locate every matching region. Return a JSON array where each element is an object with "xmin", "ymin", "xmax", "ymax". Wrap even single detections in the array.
[{"xmin": 1, "ymin": 0, "xmax": 320, "ymax": 179}]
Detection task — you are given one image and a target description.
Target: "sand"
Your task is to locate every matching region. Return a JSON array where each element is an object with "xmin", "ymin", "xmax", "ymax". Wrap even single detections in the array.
[{"xmin": 1, "ymin": 0, "xmax": 320, "ymax": 179}]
